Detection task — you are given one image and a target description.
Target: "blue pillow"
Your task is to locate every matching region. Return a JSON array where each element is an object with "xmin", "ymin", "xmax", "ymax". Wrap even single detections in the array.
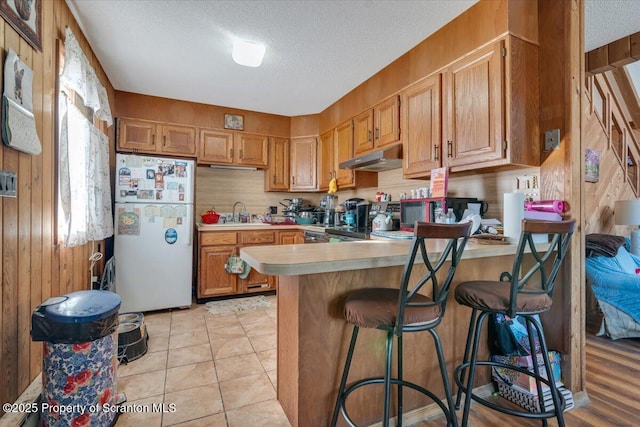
[{"xmin": 614, "ymin": 246, "xmax": 640, "ymax": 274}]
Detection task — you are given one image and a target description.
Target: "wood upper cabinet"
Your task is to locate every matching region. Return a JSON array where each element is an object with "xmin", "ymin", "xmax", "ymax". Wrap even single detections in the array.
[
  {"xmin": 118, "ymin": 118, "xmax": 196, "ymax": 157},
  {"xmin": 318, "ymin": 129, "xmax": 335, "ymax": 192},
  {"xmin": 353, "ymin": 95, "xmax": 400, "ymax": 156},
  {"xmin": 236, "ymin": 133, "xmax": 269, "ymax": 167},
  {"xmin": 441, "ymin": 37, "xmax": 539, "ymax": 172},
  {"xmin": 265, "ymin": 137, "xmax": 290, "ymax": 191},
  {"xmin": 402, "ymin": 74, "xmax": 442, "ymax": 178},
  {"xmin": 335, "ymin": 120, "xmax": 355, "ymax": 188},
  {"xmin": 198, "ymin": 129, "xmax": 269, "ymax": 168},
  {"xmin": 290, "ymin": 136, "xmax": 317, "ymax": 191},
  {"xmin": 198, "ymin": 128, "xmax": 234, "ymax": 164}
]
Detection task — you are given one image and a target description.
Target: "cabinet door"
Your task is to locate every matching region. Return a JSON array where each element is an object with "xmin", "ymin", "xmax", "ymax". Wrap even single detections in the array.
[
  {"xmin": 198, "ymin": 246, "xmax": 237, "ymax": 297},
  {"xmin": 402, "ymin": 74, "xmax": 442, "ymax": 178},
  {"xmin": 240, "ymin": 244, "xmax": 276, "ymax": 293},
  {"xmin": 279, "ymin": 231, "xmax": 304, "ymax": 245},
  {"xmin": 118, "ymin": 118, "xmax": 157, "ymax": 153},
  {"xmin": 236, "ymin": 133, "xmax": 269, "ymax": 167},
  {"xmin": 335, "ymin": 120, "xmax": 355, "ymax": 188},
  {"xmin": 353, "ymin": 110, "xmax": 374, "ymax": 155},
  {"xmin": 198, "ymin": 129, "xmax": 234, "ymax": 164},
  {"xmin": 443, "ymin": 42, "xmax": 504, "ymax": 168},
  {"xmin": 318, "ymin": 129, "xmax": 335, "ymax": 191},
  {"xmin": 265, "ymin": 137, "xmax": 290, "ymax": 191},
  {"xmin": 290, "ymin": 137, "xmax": 317, "ymax": 191},
  {"xmin": 161, "ymin": 124, "xmax": 196, "ymax": 156},
  {"xmin": 374, "ymin": 95, "xmax": 400, "ymax": 148}
]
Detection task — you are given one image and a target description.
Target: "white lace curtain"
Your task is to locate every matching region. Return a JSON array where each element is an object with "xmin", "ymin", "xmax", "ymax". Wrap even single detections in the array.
[{"xmin": 58, "ymin": 28, "xmax": 113, "ymax": 247}]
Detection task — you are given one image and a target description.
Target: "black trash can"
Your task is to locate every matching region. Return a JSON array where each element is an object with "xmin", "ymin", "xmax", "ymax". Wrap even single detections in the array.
[{"xmin": 31, "ymin": 290, "xmax": 121, "ymax": 427}]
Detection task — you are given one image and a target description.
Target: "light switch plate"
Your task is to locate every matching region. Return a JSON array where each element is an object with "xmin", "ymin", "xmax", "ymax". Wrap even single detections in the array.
[
  {"xmin": 0, "ymin": 170, "xmax": 17, "ymax": 197},
  {"xmin": 544, "ymin": 129, "xmax": 561, "ymax": 151}
]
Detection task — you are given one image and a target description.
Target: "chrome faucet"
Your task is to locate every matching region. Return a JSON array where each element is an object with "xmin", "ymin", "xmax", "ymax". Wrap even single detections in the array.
[{"xmin": 232, "ymin": 201, "xmax": 247, "ymax": 222}]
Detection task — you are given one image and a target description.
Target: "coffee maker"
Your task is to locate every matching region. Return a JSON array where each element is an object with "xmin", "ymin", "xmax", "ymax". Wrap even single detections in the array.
[{"xmin": 344, "ymin": 198, "xmax": 371, "ymax": 230}]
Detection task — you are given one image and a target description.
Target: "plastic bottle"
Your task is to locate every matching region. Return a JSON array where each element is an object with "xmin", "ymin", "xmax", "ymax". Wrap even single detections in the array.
[{"xmin": 445, "ymin": 208, "xmax": 456, "ymax": 224}]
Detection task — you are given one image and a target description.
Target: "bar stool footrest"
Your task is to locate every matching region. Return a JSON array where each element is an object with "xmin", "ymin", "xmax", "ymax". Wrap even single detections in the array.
[{"xmin": 337, "ymin": 376, "xmax": 456, "ymax": 427}]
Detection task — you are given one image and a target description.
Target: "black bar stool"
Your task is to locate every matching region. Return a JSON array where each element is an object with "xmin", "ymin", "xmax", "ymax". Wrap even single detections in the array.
[
  {"xmin": 331, "ymin": 221, "xmax": 472, "ymax": 427},
  {"xmin": 453, "ymin": 219, "xmax": 576, "ymax": 427}
]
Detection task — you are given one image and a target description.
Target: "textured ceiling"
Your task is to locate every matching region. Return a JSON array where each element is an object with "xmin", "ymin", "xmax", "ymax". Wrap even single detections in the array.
[{"xmin": 66, "ymin": 0, "xmax": 640, "ymax": 117}]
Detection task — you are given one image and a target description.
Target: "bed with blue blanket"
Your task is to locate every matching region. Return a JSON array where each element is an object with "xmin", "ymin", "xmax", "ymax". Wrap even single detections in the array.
[{"xmin": 585, "ymin": 236, "xmax": 640, "ymax": 340}]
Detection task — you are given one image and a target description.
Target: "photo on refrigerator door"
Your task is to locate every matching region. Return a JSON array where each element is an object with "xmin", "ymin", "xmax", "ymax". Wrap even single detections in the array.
[{"xmin": 118, "ymin": 208, "xmax": 141, "ymax": 235}]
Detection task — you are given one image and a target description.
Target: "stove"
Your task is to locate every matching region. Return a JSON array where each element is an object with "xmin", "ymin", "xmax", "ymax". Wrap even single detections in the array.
[
  {"xmin": 325, "ymin": 226, "xmax": 370, "ymax": 240},
  {"xmin": 303, "ymin": 226, "xmax": 370, "ymax": 243}
]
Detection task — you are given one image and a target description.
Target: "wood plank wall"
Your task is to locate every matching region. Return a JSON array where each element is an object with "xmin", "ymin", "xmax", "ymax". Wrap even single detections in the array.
[{"xmin": 0, "ymin": 0, "xmax": 115, "ymax": 411}]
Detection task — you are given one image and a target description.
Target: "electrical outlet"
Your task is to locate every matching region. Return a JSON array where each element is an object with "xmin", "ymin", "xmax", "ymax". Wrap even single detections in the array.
[
  {"xmin": 544, "ymin": 129, "xmax": 561, "ymax": 151},
  {"xmin": 0, "ymin": 170, "xmax": 17, "ymax": 197}
]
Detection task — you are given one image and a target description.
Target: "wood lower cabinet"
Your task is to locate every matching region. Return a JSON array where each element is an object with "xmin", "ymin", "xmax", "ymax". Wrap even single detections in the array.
[
  {"xmin": 198, "ymin": 229, "xmax": 282, "ymax": 299},
  {"xmin": 279, "ymin": 230, "xmax": 304, "ymax": 245},
  {"xmin": 118, "ymin": 117, "xmax": 196, "ymax": 157}
]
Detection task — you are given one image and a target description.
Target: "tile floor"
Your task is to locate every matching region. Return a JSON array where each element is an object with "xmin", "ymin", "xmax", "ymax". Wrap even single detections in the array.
[{"xmin": 115, "ymin": 295, "xmax": 291, "ymax": 427}]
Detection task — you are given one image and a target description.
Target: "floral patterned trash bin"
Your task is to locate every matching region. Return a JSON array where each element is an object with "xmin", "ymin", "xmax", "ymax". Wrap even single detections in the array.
[{"xmin": 31, "ymin": 290, "xmax": 121, "ymax": 427}]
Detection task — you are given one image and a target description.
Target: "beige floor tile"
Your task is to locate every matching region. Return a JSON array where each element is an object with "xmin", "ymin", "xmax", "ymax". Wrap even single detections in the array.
[
  {"xmin": 145, "ymin": 311, "xmax": 172, "ymax": 330},
  {"xmin": 207, "ymin": 323, "xmax": 246, "ymax": 341},
  {"xmin": 171, "ymin": 307, "xmax": 206, "ymax": 323},
  {"xmin": 214, "ymin": 353, "xmax": 264, "ymax": 383},
  {"xmin": 242, "ymin": 320, "xmax": 276, "ymax": 337},
  {"xmin": 147, "ymin": 331, "xmax": 170, "ymax": 353},
  {"xmin": 266, "ymin": 370, "xmax": 277, "ymax": 390},
  {"xmin": 165, "ymin": 360, "xmax": 217, "ymax": 393},
  {"xmin": 167, "ymin": 343, "xmax": 212, "ymax": 368},
  {"xmin": 219, "ymin": 372, "xmax": 275, "ymax": 411},
  {"xmin": 169, "ymin": 330, "xmax": 210, "ymax": 349},
  {"xmin": 118, "ymin": 350, "xmax": 167, "ymax": 377},
  {"xmin": 114, "ymin": 395, "xmax": 164, "ymax": 427},
  {"xmin": 210, "ymin": 337, "xmax": 254, "ymax": 360},
  {"xmin": 257, "ymin": 348, "xmax": 277, "ymax": 372},
  {"xmin": 170, "ymin": 316, "xmax": 206, "ymax": 334},
  {"xmin": 226, "ymin": 399, "xmax": 290, "ymax": 427},
  {"xmin": 205, "ymin": 313, "xmax": 241, "ymax": 328},
  {"xmin": 169, "ymin": 413, "xmax": 227, "ymax": 427},
  {"xmin": 248, "ymin": 332, "xmax": 276, "ymax": 352},
  {"xmin": 117, "ymin": 370, "xmax": 166, "ymax": 401},
  {"xmin": 236, "ymin": 310, "xmax": 272, "ymax": 326},
  {"xmin": 162, "ymin": 384, "xmax": 224, "ymax": 426}
]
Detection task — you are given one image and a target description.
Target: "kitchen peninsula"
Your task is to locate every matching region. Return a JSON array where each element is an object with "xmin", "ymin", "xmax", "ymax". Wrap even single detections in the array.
[{"xmin": 240, "ymin": 239, "xmax": 551, "ymax": 427}]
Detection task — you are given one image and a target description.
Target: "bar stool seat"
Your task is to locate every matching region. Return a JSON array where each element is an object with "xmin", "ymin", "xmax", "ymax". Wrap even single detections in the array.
[
  {"xmin": 344, "ymin": 288, "xmax": 440, "ymax": 328},
  {"xmin": 453, "ymin": 219, "xmax": 576, "ymax": 427},
  {"xmin": 331, "ymin": 222, "xmax": 472, "ymax": 427}
]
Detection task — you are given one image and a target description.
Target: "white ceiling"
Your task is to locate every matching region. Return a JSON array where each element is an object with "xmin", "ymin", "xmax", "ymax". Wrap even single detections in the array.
[{"xmin": 66, "ymin": 0, "xmax": 640, "ymax": 118}]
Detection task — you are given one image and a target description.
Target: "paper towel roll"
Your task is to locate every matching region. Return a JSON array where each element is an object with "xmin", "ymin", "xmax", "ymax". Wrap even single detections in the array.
[{"xmin": 503, "ymin": 192, "xmax": 525, "ymax": 244}]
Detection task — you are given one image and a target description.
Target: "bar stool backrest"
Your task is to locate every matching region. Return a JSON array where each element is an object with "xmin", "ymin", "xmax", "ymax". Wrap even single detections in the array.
[
  {"xmin": 505, "ymin": 219, "xmax": 576, "ymax": 317},
  {"xmin": 396, "ymin": 221, "xmax": 472, "ymax": 335}
]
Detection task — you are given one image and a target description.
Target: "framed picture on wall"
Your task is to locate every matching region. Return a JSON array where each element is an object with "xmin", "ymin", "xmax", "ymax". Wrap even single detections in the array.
[
  {"xmin": 0, "ymin": 0, "xmax": 42, "ymax": 52},
  {"xmin": 224, "ymin": 114, "xmax": 244, "ymax": 131}
]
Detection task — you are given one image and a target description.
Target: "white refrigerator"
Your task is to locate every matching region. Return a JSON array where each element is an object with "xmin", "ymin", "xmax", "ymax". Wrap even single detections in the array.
[{"xmin": 114, "ymin": 153, "xmax": 195, "ymax": 312}]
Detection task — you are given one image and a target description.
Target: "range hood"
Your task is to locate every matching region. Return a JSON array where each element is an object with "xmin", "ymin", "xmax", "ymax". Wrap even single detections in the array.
[{"xmin": 338, "ymin": 144, "xmax": 402, "ymax": 172}]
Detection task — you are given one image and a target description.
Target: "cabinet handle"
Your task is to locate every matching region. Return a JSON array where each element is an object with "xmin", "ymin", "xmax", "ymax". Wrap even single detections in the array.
[
  {"xmin": 152, "ymin": 134, "xmax": 155, "ymax": 146},
  {"xmin": 230, "ymin": 148, "xmax": 233, "ymax": 158},
  {"xmin": 434, "ymin": 144, "xmax": 439, "ymax": 161},
  {"xmin": 240, "ymin": 149, "xmax": 243, "ymax": 159},
  {"xmin": 447, "ymin": 140, "xmax": 453, "ymax": 158},
  {"xmin": 273, "ymin": 175, "xmax": 276, "ymax": 185},
  {"xmin": 163, "ymin": 135, "xmax": 166, "ymax": 146},
  {"xmin": 292, "ymin": 176, "xmax": 296, "ymax": 185},
  {"xmin": 375, "ymin": 128, "xmax": 379, "ymax": 140},
  {"xmin": 368, "ymin": 129, "xmax": 372, "ymax": 142}
]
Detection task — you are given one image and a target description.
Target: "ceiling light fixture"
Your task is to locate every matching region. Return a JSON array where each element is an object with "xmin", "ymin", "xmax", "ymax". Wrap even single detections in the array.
[{"xmin": 232, "ymin": 40, "xmax": 265, "ymax": 67}]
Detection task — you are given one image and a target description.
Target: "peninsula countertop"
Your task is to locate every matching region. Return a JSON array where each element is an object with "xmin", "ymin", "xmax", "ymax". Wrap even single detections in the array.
[{"xmin": 240, "ymin": 239, "xmax": 544, "ymax": 276}]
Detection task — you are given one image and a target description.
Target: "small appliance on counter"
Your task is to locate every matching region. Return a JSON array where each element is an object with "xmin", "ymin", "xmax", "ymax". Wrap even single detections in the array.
[
  {"xmin": 370, "ymin": 201, "xmax": 400, "ymax": 231},
  {"xmin": 320, "ymin": 194, "xmax": 337, "ymax": 226}
]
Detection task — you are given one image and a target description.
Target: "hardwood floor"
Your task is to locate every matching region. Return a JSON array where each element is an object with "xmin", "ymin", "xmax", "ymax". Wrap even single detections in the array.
[{"xmin": 412, "ymin": 330, "xmax": 640, "ymax": 426}]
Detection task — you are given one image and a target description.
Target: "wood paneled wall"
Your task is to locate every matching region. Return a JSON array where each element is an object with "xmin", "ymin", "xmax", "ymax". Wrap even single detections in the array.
[{"xmin": 0, "ymin": 0, "xmax": 115, "ymax": 410}]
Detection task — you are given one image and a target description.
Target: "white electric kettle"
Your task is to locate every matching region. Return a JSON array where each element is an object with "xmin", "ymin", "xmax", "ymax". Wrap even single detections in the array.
[{"xmin": 372, "ymin": 213, "xmax": 393, "ymax": 231}]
